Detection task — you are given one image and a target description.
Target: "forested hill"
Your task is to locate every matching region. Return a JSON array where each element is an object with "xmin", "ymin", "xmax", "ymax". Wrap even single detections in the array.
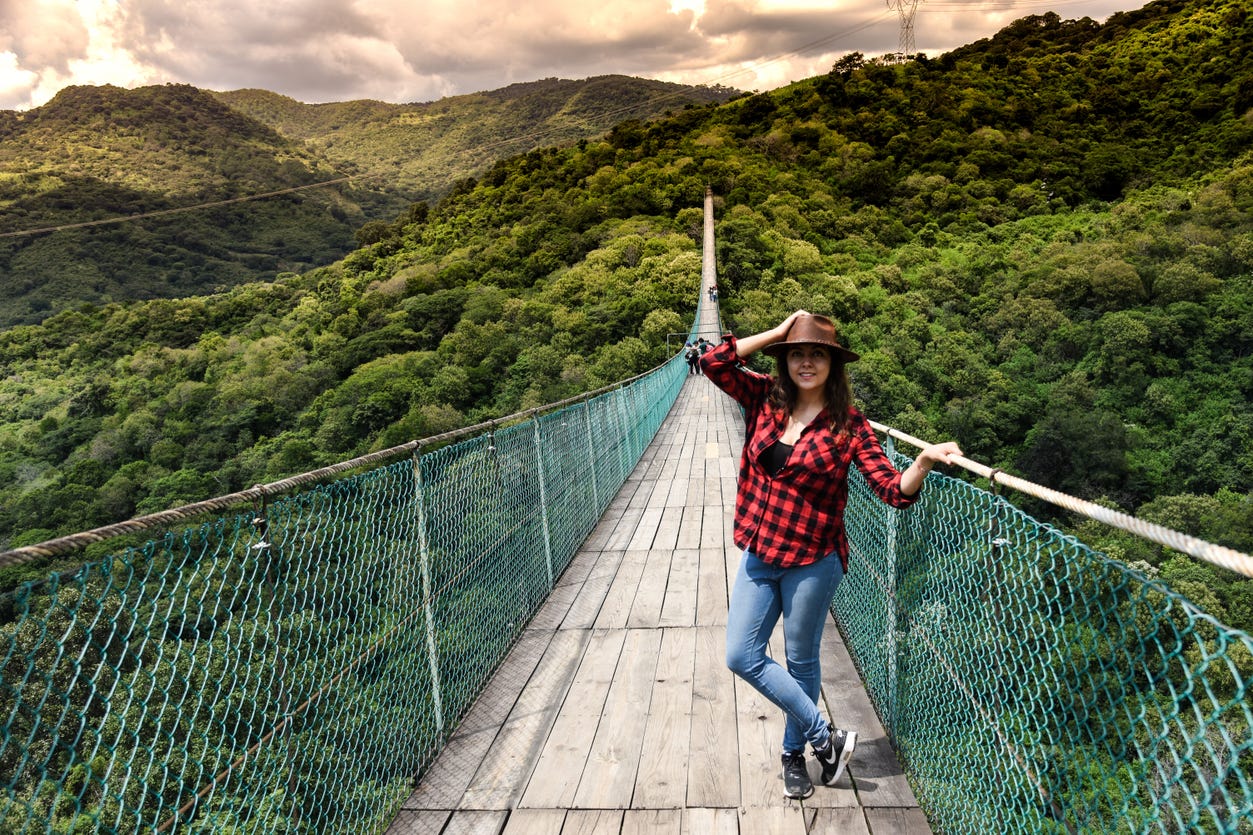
[
  {"xmin": 0, "ymin": 83, "xmax": 369, "ymax": 327},
  {"xmin": 214, "ymin": 76, "xmax": 740, "ymax": 204},
  {"xmin": 0, "ymin": 78, "xmax": 738, "ymax": 327},
  {"xmin": 0, "ymin": 0, "xmax": 1250, "ymax": 626}
]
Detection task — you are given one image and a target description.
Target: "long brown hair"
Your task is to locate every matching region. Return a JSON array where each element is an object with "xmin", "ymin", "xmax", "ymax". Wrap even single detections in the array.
[{"xmin": 767, "ymin": 347, "xmax": 854, "ymax": 434}]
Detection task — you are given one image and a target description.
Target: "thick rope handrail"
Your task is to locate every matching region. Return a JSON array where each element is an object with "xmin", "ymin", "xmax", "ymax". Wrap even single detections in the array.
[
  {"xmin": 0, "ymin": 360, "xmax": 671, "ymax": 568},
  {"xmin": 868, "ymin": 419, "xmax": 1253, "ymax": 579}
]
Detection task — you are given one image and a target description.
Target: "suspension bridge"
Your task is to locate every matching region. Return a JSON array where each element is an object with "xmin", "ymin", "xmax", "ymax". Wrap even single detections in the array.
[{"xmin": 1, "ymin": 190, "xmax": 1249, "ymax": 834}]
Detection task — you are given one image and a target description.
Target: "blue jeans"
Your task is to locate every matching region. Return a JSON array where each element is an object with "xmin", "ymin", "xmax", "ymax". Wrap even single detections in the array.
[{"xmin": 725, "ymin": 549, "xmax": 844, "ymax": 753}]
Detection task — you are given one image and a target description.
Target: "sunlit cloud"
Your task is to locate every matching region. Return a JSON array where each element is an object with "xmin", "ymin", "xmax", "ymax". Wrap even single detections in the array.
[{"xmin": 0, "ymin": 0, "xmax": 1150, "ymax": 111}]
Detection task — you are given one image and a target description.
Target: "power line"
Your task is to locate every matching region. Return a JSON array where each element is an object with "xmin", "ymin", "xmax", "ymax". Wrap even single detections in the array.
[{"xmin": 0, "ymin": 175, "xmax": 364, "ymax": 239}]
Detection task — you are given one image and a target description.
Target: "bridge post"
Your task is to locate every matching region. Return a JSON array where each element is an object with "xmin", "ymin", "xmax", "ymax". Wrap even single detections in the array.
[
  {"xmin": 613, "ymin": 388, "xmax": 630, "ymax": 486},
  {"xmin": 883, "ymin": 434, "xmax": 904, "ymax": 733},
  {"xmin": 532, "ymin": 415, "xmax": 555, "ymax": 589},
  {"xmin": 583, "ymin": 401, "xmax": 601, "ymax": 517},
  {"xmin": 411, "ymin": 445, "xmax": 446, "ymax": 741}
]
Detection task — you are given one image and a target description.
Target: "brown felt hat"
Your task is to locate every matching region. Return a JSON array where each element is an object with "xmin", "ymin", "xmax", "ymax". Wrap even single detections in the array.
[{"xmin": 762, "ymin": 314, "xmax": 859, "ymax": 363}]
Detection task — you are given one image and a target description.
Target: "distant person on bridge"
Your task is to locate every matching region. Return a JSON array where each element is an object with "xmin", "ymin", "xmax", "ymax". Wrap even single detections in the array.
[
  {"xmin": 700, "ymin": 310, "xmax": 961, "ymax": 800},
  {"xmin": 685, "ymin": 340, "xmax": 703, "ymax": 375}
]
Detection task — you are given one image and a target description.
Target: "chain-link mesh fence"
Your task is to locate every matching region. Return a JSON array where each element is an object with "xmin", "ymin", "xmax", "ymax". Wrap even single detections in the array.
[
  {"xmin": 5, "ymin": 332, "xmax": 1251, "ymax": 835},
  {"xmin": 838, "ymin": 444, "xmax": 1253, "ymax": 835},
  {"xmin": 0, "ymin": 352, "xmax": 687, "ymax": 834}
]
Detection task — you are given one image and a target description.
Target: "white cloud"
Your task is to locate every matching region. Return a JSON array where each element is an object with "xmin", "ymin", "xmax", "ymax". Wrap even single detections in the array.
[{"xmin": 0, "ymin": 0, "xmax": 1151, "ymax": 111}]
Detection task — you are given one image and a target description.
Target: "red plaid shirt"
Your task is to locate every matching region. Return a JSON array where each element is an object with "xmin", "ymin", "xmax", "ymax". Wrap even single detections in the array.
[{"xmin": 701, "ymin": 336, "xmax": 919, "ymax": 570}]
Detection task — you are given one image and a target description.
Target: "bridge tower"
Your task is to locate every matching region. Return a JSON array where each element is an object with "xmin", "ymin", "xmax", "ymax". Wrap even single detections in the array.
[{"xmin": 886, "ymin": 0, "xmax": 922, "ymax": 60}]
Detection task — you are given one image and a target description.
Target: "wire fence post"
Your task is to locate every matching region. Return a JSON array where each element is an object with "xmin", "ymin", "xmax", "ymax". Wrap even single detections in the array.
[
  {"xmin": 613, "ymin": 388, "xmax": 630, "ymax": 487},
  {"xmin": 532, "ymin": 415, "xmax": 555, "ymax": 590},
  {"xmin": 883, "ymin": 434, "xmax": 904, "ymax": 733},
  {"xmin": 411, "ymin": 445, "xmax": 445, "ymax": 742},
  {"xmin": 582, "ymin": 401, "xmax": 601, "ymax": 517}
]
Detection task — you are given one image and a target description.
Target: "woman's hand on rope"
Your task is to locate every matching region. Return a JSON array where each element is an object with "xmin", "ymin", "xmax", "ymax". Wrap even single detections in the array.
[
  {"xmin": 901, "ymin": 441, "xmax": 963, "ymax": 496},
  {"xmin": 918, "ymin": 441, "xmax": 963, "ymax": 473}
]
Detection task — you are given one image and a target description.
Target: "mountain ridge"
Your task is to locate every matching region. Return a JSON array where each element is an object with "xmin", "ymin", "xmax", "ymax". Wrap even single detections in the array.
[
  {"xmin": 0, "ymin": 0, "xmax": 1249, "ymax": 611},
  {"xmin": 0, "ymin": 76, "xmax": 740, "ymax": 327}
]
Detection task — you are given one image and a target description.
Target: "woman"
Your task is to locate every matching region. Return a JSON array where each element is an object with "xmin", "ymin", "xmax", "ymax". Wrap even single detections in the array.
[{"xmin": 701, "ymin": 310, "xmax": 961, "ymax": 800}]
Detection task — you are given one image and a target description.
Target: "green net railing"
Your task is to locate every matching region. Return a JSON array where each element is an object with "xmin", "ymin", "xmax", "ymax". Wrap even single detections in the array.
[
  {"xmin": 838, "ymin": 440, "xmax": 1253, "ymax": 835},
  {"xmin": 4, "ymin": 321, "xmax": 1251, "ymax": 834},
  {"xmin": 0, "ymin": 351, "xmax": 688, "ymax": 834}
]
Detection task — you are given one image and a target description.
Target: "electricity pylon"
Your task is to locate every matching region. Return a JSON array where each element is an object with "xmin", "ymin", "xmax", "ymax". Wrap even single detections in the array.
[{"xmin": 886, "ymin": 0, "xmax": 921, "ymax": 59}]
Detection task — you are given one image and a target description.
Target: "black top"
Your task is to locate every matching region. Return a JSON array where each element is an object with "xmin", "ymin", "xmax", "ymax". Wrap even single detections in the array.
[{"xmin": 763, "ymin": 440, "xmax": 793, "ymax": 477}]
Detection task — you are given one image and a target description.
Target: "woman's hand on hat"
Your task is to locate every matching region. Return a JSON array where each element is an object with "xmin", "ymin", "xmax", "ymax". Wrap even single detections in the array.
[{"xmin": 774, "ymin": 309, "xmax": 808, "ymax": 338}]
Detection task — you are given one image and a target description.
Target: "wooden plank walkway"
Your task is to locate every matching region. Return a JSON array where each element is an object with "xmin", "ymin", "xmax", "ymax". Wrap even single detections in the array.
[
  {"xmin": 385, "ymin": 188, "xmax": 932, "ymax": 833},
  {"xmin": 384, "ymin": 378, "xmax": 933, "ymax": 835}
]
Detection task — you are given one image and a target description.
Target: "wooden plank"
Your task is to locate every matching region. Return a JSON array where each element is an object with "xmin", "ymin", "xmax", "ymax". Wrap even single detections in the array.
[
  {"xmin": 556, "ymin": 547, "xmax": 602, "ymax": 589},
  {"xmin": 863, "ymin": 807, "xmax": 933, "ymax": 834},
  {"xmin": 519, "ymin": 629, "xmax": 625, "ymax": 809},
  {"xmin": 603, "ymin": 506, "xmax": 646, "ymax": 551},
  {"xmin": 634, "ymin": 627, "xmax": 696, "ymax": 808},
  {"xmin": 461, "ymin": 629, "xmax": 591, "ymax": 810},
  {"xmin": 738, "ymin": 806, "xmax": 808, "ymax": 834},
  {"xmin": 583, "ymin": 482, "xmax": 643, "ymax": 551},
  {"xmin": 736, "ymin": 650, "xmax": 786, "ymax": 809},
  {"xmin": 529, "ymin": 579, "xmax": 580, "ymax": 631},
  {"xmin": 560, "ymin": 551, "xmax": 624, "ymax": 631},
  {"xmin": 594, "ymin": 550, "xmax": 648, "ymax": 630},
  {"xmin": 627, "ymin": 549, "xmax": 673, "ymax": 629},
  {"xmin": 698, "ymin": 504, "xmax": 723, "ymax": 551},
  {"xmin": 402, "ymin": 630, "xmax": 552, "ymax": 810},
  {"xmin": 680, "ymin": 808, "xmax": 738, "ymax": 834},
  {"xmin": 455, "ymin": 629, "xmax": 551, "ymax": 737},
  {"xmin": 500, "ymin": 809, "xmax": 567, "ymax": 835},
  {"xmin": 666, "ymin": 476, "xmax": 690, "ymax": 507},
  {"xmin": 687, "ymin": 626, "xmax": 739, "ymax": 808},
  {"xmin": 695, "ymin": 546, "xmax": 728, "ymax": 628},
  {"xmin": 684, "ymin": 470, "xmax": 704, "ymax": 507},
  {"xmin": 700, "ymin": 459, "xmax": 722, "ymax": 506},
  {"xmin": 653, "ymin": 505, "xmax": 684, "ymax": 551},
  {"xmin": 626, "ymin": 506, "xmax": 664, "ymax": 551},
  {"xmin": 442, "ymin": 810, "xmax": 508, "ymax": 834},
  {"xmin": 403, "ymin": 725, "xmax": 495, "ymax": 811},
  {"xmin": 628, "ymin": 474, "xmax": 664, "ymax": 508},
  {"xmin": 807, "ymin": 808, "xmax": 871, "ymax": 833},
  {"xmin": 725, "ymin": 545, "xmax": 741, "ymax": 595},
  {"xmin": 559, "ymin": 810, "xmax": 624, "ymax": 834},
  {"xmin": 818, "ymin": 622, "xmax": 918, "ymax": 808},
  {"xmin": 622, "ymin": 809, "xmax": 682, "ymax": 835},
  {"xmin": 574, "ymin": 628, "xmax": 662, "ymax": 808},
  {"xmin": 658, "ymin": 548, "xmax": 699, "ymax": 628},
  {"xmin": 674, "ymin": 506, "xmax": 703, "ymax": 550},
  {"xmin": 384, "ymin": 809, "xmax": 449, "ymax": 835}
]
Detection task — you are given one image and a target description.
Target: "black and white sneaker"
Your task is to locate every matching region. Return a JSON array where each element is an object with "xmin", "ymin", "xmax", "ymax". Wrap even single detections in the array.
[
  {"xmin": 781, "ymin": 751, "xmax": 813, "ymax": 799},
  {"xmin": 814, "ymin": 725, "xmax": 856, "ymax": 786}
]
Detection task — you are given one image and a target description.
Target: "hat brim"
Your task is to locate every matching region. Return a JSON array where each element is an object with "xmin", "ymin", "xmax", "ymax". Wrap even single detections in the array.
[{"xmin": 763, "ymin": 340, "xmax": 859, "ymax": 363}]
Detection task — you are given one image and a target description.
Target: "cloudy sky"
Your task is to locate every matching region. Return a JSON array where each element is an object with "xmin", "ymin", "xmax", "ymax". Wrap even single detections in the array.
[{"xmin": 1, "ymin": 0, "xmax": 1148, "ymax": 111}]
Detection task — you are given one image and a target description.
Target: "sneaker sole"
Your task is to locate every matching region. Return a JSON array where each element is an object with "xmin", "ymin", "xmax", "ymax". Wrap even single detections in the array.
[{"xmin": 821, "ymin": 730, "xmax": 857, "ymax": 786}]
